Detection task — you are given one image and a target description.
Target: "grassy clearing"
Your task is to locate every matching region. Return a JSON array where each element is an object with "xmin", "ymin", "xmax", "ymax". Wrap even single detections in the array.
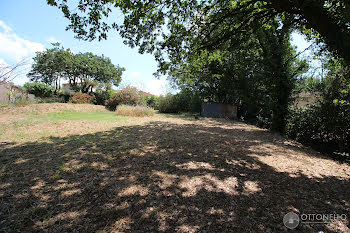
[
  {"xmin": 33, "ymin": 110, "xmax": 128, "ymax": 122},
  {"xmin": 0, "ymin": 104, "xmax": 349, "ymax": 233},
  {"xmin": 0, "ymin": 104, "xmax": 130, "ymax": 143},
  {"xmin": 116, "ymin": 105, "xmax": 155, "ymax": 117},
  {"xmin": 0, "ymin": 103, "xmax": 108, "ymax": 116}
]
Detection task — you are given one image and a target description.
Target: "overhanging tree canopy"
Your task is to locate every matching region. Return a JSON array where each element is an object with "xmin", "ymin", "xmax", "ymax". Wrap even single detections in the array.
[{"xmin": 47, "ymin": 0, "xmax": 350, "ymax": 66}]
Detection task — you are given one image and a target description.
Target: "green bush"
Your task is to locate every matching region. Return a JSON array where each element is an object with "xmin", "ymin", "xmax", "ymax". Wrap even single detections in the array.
[
  {"xmin": 141, "ymin": 95, "xmax": 160, "ymax": 109},
  {"xmin": 286, "ymin": 102, "xmax": 350, "ymax": 159},
  {"xmin": 107, "ymin": 86, "xmax": 141, "ymax": 111},
  {"xmin": 24, "ymin": 82, "xmax": 56, "ymax": 97},
  {"xmin": 188, "ymin": 92, "xmax": 202, "ymax": 113},
  {"xmin": 158, "ymin": 94, "xmax": 181, "ymax": 113},
  {"xmin": 57, "ymin": 89, "xmax": 72, "ymax": 103},
  {"xmin": 93, "ymin": 89, "xmax": 114, "ymax": 106},
  {"xmin": 285, "ymin": 73, "xmax": 350, "ymax": 161},
  {"xmin": 158, "ymin": 91, "xmax": 202, "ymax": 113},
  {"xmin": 69, "ymin": 92, "xmax": 95, "ymax": 104},
  {"xmin": 285, "ymin": 105, "xmax": 322, "ymax": 143}
]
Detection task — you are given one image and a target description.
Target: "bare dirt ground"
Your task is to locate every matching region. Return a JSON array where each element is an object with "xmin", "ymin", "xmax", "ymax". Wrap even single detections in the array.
[{"xmin": 0, "ymin": 104, "xmax": 349, "ymax": 232}]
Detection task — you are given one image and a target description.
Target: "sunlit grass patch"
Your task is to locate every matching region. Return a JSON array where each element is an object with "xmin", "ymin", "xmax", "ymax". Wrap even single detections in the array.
[
  {"xmin": 33, "ymin": 110, "xmax": 128, "ymax": 122},
  {"xmin": 12, "ymin": 120, "xmax": 36, "ymax": 128},
  {"xmin": 16, "ymin": 132, "xmax": 30, "ymax": 139},
  {"xmin": 116, "ymin": 105, "xmax": 155, "ymax": 117}
]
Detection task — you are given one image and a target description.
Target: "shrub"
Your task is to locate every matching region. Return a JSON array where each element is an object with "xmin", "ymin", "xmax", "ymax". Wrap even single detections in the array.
[
  {"xmin": 141, "ymin": 95, "xmax": 160, "ymax": 109},
  {"xmin": 116, "ymin": 105, "xmax": 155, "ymax": 117},
  {"xmin": 158, "ymin": 94, "xmax": 181, "ymax": 113},
  {"xmin": 285, "ymin": 102, "xmax": 350, "ymax": 160},
  {"xmin": 188, "ymin": 92, "xmax": 202, "ymax": 112},
  {"xmin": 157, "ymin": 91, "xmax": 202, "ymax": 113},
  {"xmin": 57, "ymin": 89, "xmax": 72, "ymax": 103},
  {"xmin": 107, "ymin": 86, "xmax": 141, "ymax": 110},
  {"xmin": 13, "ymin": 93, "xmax": 36, "ymax": 106},
  {"xmin": 285, "ymin": 105, "xmax": 322, "ymax": 143},
  {"xmin": 69, "ymin": 92, "xmax": 95, "ymax": 104},
  {"xmin": 93, "ymin": 89, "xmax": 114, "ymax": 106},
  {"xmin": 37, "ymin": 97, "xmax": 65, "ymax": 103},
  {"xmin": 24, "ymin": 82, "xmax": 56, "ymax": 97}
]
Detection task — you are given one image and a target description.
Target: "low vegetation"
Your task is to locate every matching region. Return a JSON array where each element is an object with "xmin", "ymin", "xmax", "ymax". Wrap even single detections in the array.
[
  {"xmin": 116, "ymin": 104, "xmax": 155, "ymax": 117},
  {"xmin": 0, "ymin": 104, "xmax": 349, "ymax": 232},
  {"xmin": 36, "ymin": 110, "xmax": 127, "ymax": 122},
  {"xmin": 1, "ymin": 0, "xmax": 348, "ymax": 231},
  {"xmin": 285, "ymin": 70, "xmax": 350, "ymax": 160},
  {"xmin": 158, "ymin": 91, "xmax": 202, "ymax": 113},
  {"xmin": 141, "ymin": 95, "xmax": 159, "ymax": 109},
  {"xmin": 93, "ymin": 89, "xmax": 114, "ymax": 106},
  {"xmin": 69, "ymin": 92, "xmax": 96, "ymax": 104},
  {"xmin": 12, "ymin": 94, "xmax": 36, "ymax": 107},
  {"xmin": 107, "ymin": 86, "xmax": 142, "ymax": 110}
]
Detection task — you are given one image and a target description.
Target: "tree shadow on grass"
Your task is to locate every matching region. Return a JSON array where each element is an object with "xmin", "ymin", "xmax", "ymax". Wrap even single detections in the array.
[{"xmin": 0, "ymin": 121, "xmax": 349, "ymax": 232}]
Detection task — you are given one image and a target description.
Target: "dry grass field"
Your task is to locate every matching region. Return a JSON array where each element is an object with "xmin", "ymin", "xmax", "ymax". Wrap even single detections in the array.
[{"xmin": 0, "ymin": 104, "xmax": 349, "ymax": 232}]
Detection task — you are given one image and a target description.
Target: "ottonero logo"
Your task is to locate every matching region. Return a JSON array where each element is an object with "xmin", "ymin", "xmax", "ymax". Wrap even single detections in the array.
[
  {"xmin": 283, "ymin": 212, "xmax": 347, "ymax": 230},
  {"xmin": 283, "ymin": 212, "xmax": 300, "ymax": 229}
]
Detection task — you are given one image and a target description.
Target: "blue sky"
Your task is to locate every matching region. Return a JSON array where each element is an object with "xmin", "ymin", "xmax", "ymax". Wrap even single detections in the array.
[{"xmin": 0, "ymin": 0, "xmax": 311, "ymax": 95}]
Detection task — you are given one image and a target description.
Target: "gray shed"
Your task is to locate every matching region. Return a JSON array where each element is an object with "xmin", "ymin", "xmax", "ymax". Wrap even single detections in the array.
[{"xmin": 201, "ymin": 102, "xmax": 237, "ymax": 119}]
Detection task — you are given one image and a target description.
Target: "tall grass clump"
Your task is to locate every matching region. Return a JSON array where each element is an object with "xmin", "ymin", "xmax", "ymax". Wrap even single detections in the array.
[
  {"xmin": 13, "ymin": 93, "xmax": 36, "ymax": 106},
  {"xmin": 116, "ymin": 105, "xmax": 154, "ymax": 117}
]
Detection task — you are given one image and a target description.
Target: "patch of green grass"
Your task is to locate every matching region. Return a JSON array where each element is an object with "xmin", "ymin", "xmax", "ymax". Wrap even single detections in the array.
[
  {"xmin": 50, "ymin": 173, "xmax": 61, "ymax": 180},
  {"xmin": 33, "ymin": 110, "xmax": 128, "ymax": 122},
  {"xmin": 16, "ymin": 132, "xmax": 29, "ymax": 139},
  {"xmin": 12, "ymin": 120, "xmax": 35, "ymax": 128}
]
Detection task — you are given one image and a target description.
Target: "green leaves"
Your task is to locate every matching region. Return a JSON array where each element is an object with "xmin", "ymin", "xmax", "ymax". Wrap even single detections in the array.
[
  {"xmin": 27, "ymin": 44, "xmax": 125, "ymax": 93},
  {"xmin": 48, "ymin": 0, "xmax": 350, "ymax": 67},
  {"xmin": 23, "ymin": 82, "xmax": 56, "ymax": 97}
]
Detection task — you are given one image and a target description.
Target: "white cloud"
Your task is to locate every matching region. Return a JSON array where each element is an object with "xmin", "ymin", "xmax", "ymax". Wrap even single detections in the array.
[
  {"xmin": 130, "ymin": 71, "xmax": 140, "ymax": 78},
  {"xmin": 143, "ymin": 78, "xmax": 168, "ymax": 96},
  {"xmin": 46, "ymin": 36, "xmax": 60, "ymax": 44},
  {"xmin": 0, "ymin": 20, "xmax": 45, "ymax": 85},
  {"xmin": 0, "ymin": 20, "xmax": 45, "ymax": 62},
  {"xmin": 0, "ymin": 21, "xmax": 11, "ymax": 33},
  {"xmin": 119, "ymin": 73, "xmax": 172, "ymax": 96},
  {"xmin": 0, "ymin": 58, "xmax": 9, "ymax": 67}
]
